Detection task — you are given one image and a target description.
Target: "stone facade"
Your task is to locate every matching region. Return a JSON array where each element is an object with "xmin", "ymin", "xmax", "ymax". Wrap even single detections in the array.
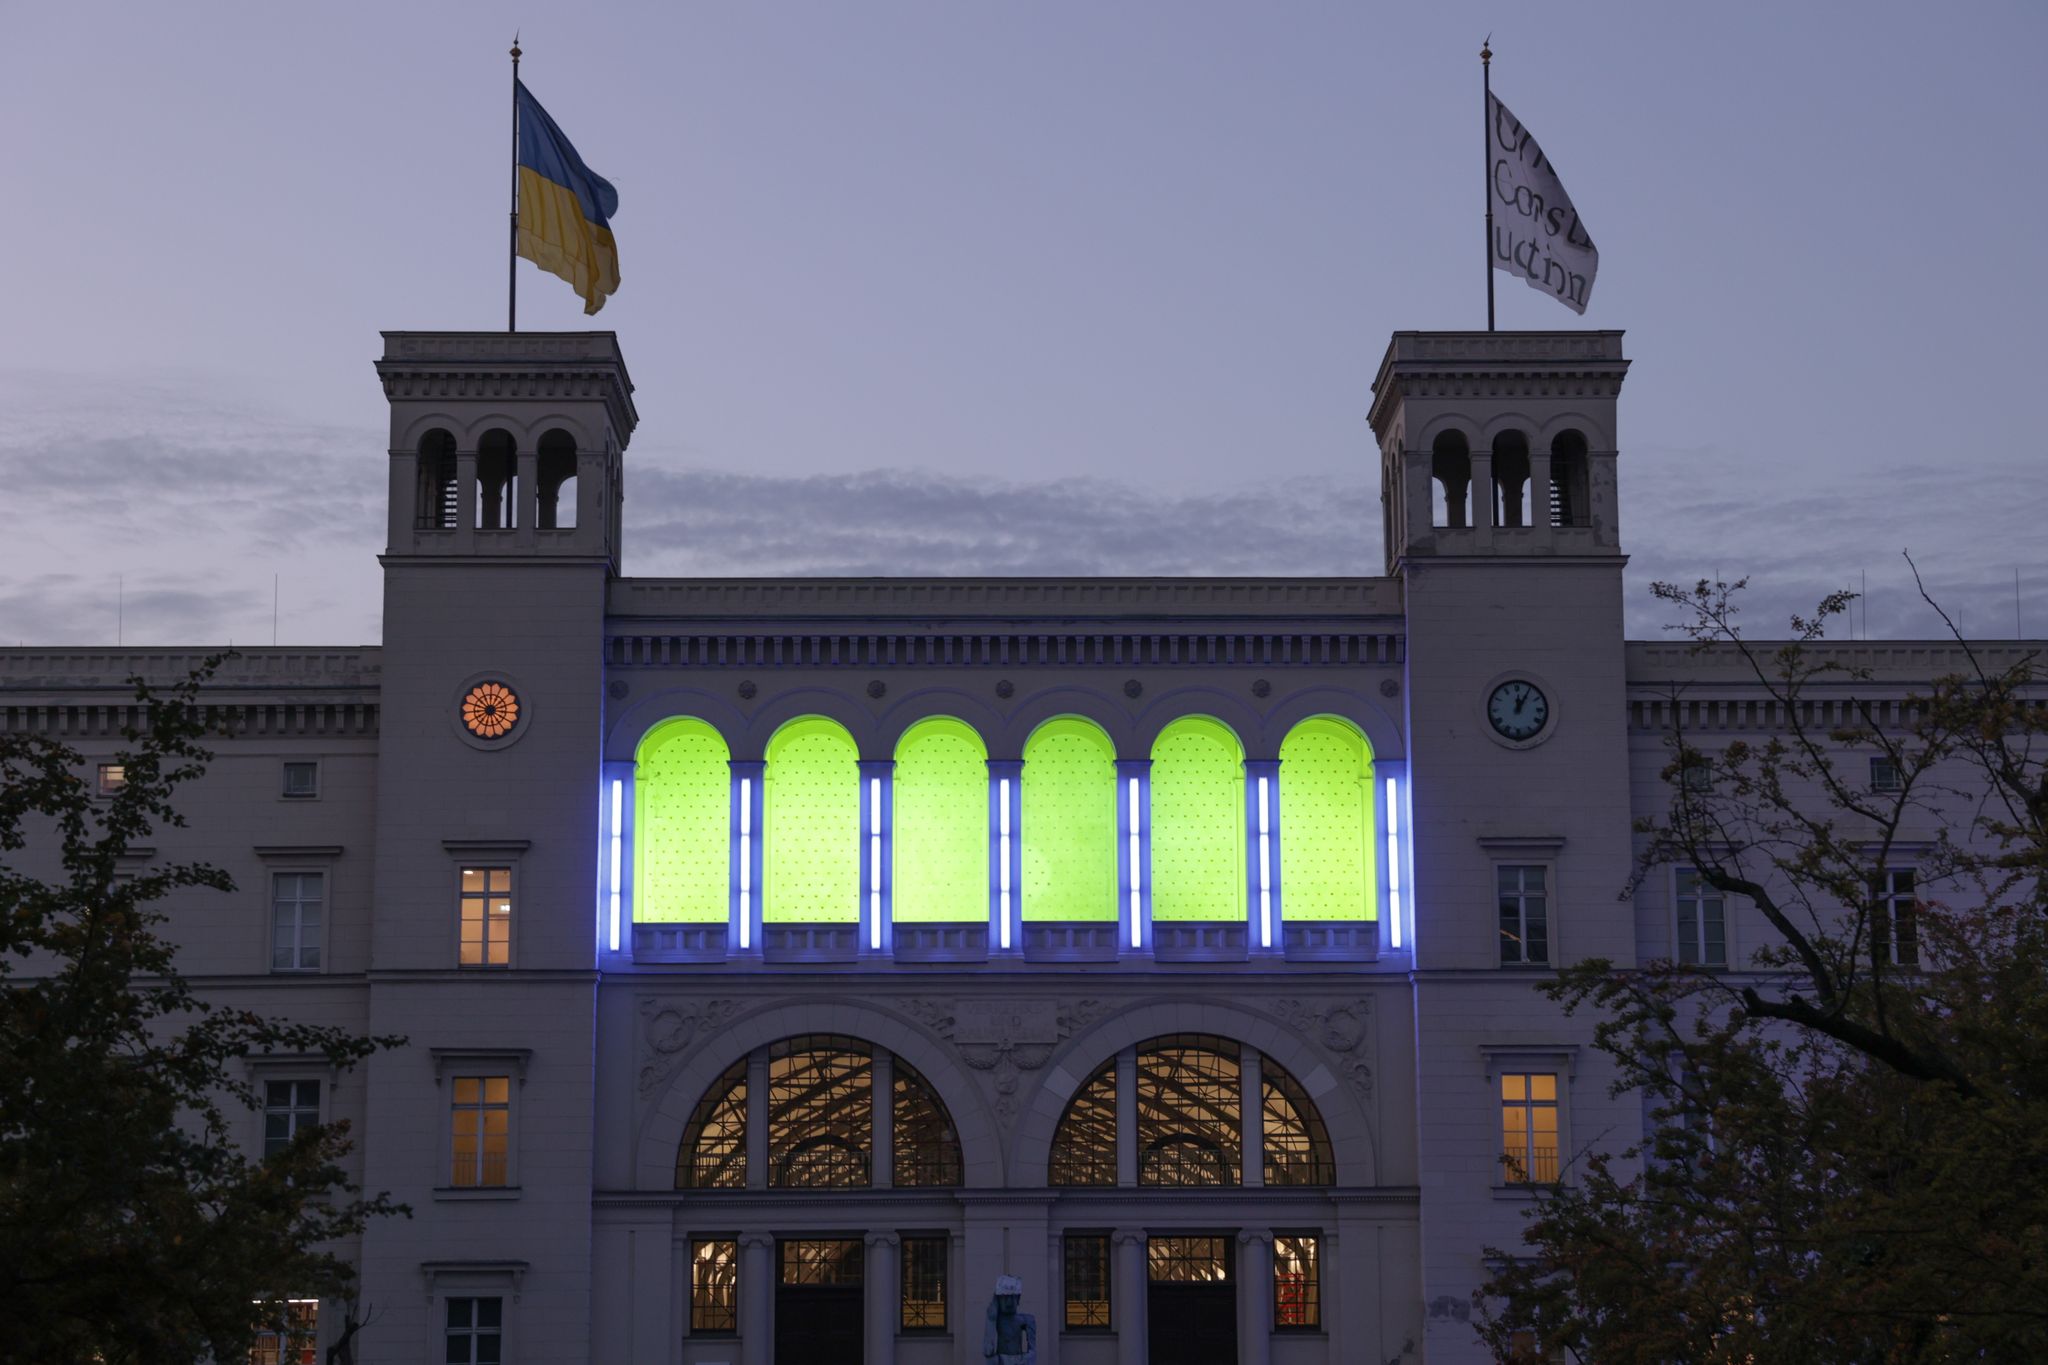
[{"xmin": 1, "ymin": 326, "xmax": 2028, "ymax": 1365}]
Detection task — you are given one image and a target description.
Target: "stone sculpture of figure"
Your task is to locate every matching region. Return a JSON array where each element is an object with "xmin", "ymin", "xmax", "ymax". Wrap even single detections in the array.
[{"xmin": 982, "ymin": 1273, "xmax": 1037, "ymax": 1365}]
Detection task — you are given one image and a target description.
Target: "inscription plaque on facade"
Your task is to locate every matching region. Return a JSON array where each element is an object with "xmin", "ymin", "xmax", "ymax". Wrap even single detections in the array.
[{"xmin": 954, "ymin": 999, "xmax": 1058, "ymax": 1046}]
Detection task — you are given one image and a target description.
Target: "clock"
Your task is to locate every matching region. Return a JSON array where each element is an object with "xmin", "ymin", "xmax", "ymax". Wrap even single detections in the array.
[{"xmin": 1487, "ymin": 679, "xmax": 1550, "ymax": 742}]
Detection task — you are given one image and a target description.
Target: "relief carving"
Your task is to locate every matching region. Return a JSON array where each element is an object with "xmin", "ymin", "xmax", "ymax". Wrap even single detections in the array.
[
  {"xmin": 901, "ymin": 996, "xmax": 1112, "ymax": 1123},
  {"xmin": 637, "ymin": 997, "xmax": 740, "ymax": 1096},
  {"xmin": 1270, "ymin": 996, "xmax": 1375, "ymax": 1098}
]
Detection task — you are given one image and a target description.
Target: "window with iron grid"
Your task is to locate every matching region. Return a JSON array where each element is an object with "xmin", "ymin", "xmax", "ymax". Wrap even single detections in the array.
[
  {"xmin": 769, "ymin": 1036, "xmax": 871, "ymax": 1187},
  {"xmin": 1261, "ymin": 1063, "xmax": 1334, "ymax": 1186},
  {"xmin": 781, "ymin": 1239, "xmax": 864, "ymax": 1285},
  {"xmin": 1049, "ymin": 1062, "xmax": 1117, "ymax": 1186},
  {"xmin": 1063, "ymin": 1234, "xmax": 1112, "ymax": 1329},
  {"xmin": 690, "ymin": 1239, "xmax": 738, "ymax": 1333},
  {"xmin": 678, "ymin": 1059, "xmax": 747, "ymax": 1189},
  {"xmin": 893, "ymin": 1068, "xmax": 962, "ymax": 1187},
  {"xmin": 1273, "ymin": 1234, "xmax": 1321, "ymax": 1330},
  {"xmin": 1147, "ymin": 1235, "xmax": 1231, "ymax": 1282},
  {"xmin": 900, "ymin": 1237, "xmax": 948, "ymax": 1331},
  {"xmin": 1137, "ymin": 1036, "xmax": 1241, "ymax": 1186}
]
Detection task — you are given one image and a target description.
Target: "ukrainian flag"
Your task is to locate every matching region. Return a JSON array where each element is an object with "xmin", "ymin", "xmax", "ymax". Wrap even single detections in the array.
[{"xmin": 515, "ymin": 80, "xmax": 621, "ymax": 315}]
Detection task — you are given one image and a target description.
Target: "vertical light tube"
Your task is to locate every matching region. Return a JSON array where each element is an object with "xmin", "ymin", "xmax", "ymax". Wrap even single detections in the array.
[
  {"xmin": 1385, "ymin": 775, "xmax": 1404, "ymax": 949},
  {"xmin": 998, "ymin": 777, "xmax": 1013, "ymax": 950},
  {"xmin": 869, "ymin": 775, "xmax": 883, "ymax": 951},
  {"xmin": 607, "ymin": 778, "xmax": 623, "ymax": 951},
  {"xmin": 1127, "ymin": 776, "xmax": 1142, "ymax": 948},
  {"xmin": 738, "ymin": 776, "xmax": 752, "ymax": 950},
  {"xmin": 1257, "ymin": 774, "xmax": 1272, "ymax": 949}
]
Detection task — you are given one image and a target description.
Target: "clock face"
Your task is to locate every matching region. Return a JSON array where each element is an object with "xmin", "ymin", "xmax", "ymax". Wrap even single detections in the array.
[
  {"xmin": 461, "ymin": 682, "xmax": 521, "ymax": 739},
  {"xmin": 1487, "ymin": 680, "xmax": 1550, "ymax": 741}
]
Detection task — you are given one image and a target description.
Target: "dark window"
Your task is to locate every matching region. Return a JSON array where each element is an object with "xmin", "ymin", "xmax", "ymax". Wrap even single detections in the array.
[
  {"xmin": 1675, "ymin": 868, "xmax": 1727, "ymax": 968},
  {"xmin": 1049, "ymin": 1061, "xmax": 1117, "ymax": 1186},
  {"xmin": 271, "ymin": 873, "xmax": 323, "ymax": 972},
  {"xmin": 1498, "ymin": 864, "xmax": 1549, "ymax": 964},
  {"xmin": 1874, "ymin": 867, "xmax": 1918, "ymax": 967},
  {"xmin": 893, "ymin": 1066, "xmax": 962, "ymax": 1187},
  {"xmin": 678, "ymin": 1058, "xmax": 747, "ymax": 1189},
  {"xmin": 690, "ymin": 1239, "xmax": 738, "ymax": 1333},
  {"xmin": 1063, "ymin": 1233, "xmax": 1112, "ymax": 1330},
  {"xmin": 1262, "ymin": 1062, "xmax": 1334, "ymax": 1186},
  {"xmin": 263, "ymin": 1080, "xmax": 320, "ymax": 1159},
  {"xmin": 1870, "ymin": 755, "xmax": 1903, "ymax": 793},
  {"xmin": 444, "ymin": 1296, "xmax": 502, "ymax": 1364},
  {"xmin": 1137, "ymin": 1036, "xmax": 1240, "ymax": 1186},
  {"xmin": 900, "ymin": 1237, "xmax": 948, "ymax": 1331},
  {"xmin": 1274, "ymin": 1234, "xmax": 1321, "ymax": 1329},
  {"xmin": 281, "ymin": 761, "xmax": 319, "ymax": 798},
  {"xmin": 769, "ymin": 1036, "xmax": 871, "ymax": 1187}
]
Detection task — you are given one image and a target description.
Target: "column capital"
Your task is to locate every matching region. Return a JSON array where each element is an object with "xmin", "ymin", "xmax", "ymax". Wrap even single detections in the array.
[
  {"xmin": 856, "ymin": 757, "xmax": 896, "ymax": 775},
  {"xmin": 1235, "ymin": 1228, "xmax": 1274, "ymax": 1249},
  {"xmin": 864, "ymin": 1230, "xmax": 900, "ymax": 1250},
  {"xmin": 739, "ymin": 1231, "xmax": 775, "ymax": 1251},
  {"xmin": 1112, "ymin": 1227, "xmax": 1148, "ymax": 1247}
]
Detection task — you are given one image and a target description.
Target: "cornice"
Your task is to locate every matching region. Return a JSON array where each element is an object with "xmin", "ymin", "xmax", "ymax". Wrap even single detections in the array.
[
  {"xmin": 376, "ymin": 330, "xmax": 639, "ymax": 440},
  {"xmin": 608, "ymin": 576, "xmax": 1401, "ymax": 621}
]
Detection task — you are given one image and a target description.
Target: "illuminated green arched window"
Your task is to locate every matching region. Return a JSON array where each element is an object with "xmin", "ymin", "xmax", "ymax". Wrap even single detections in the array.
[
  {"xmin": 1279, "ymin": 717, "xmax": 1375, "ymax": 921},
  {"xmin": 765, "ymin": 717, "xmax": 859, "ymax": 922},
  {"xmin": 635, "ymin": 717, "xmax": 731, "ymax": 924},
  {"xmin": 1150, "ymin": 716, "xmax": 1245, "ymax": 922},
  {"xmin": 893, "ymin": 717, "xmax": 988, "ymax": 923},
  {"xmin": 1022, "ymin": 717, "xmax": 1118, "ymax": 922}
]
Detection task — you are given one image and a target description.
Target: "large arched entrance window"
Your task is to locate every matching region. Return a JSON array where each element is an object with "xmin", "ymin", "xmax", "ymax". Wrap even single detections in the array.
[
  {"xmin": 1278, "ymin": 716, "xmax": 1375, "ymax": 924},
  {"xmin": 1150, "ymin": 718, "xmax": 1246, "ymax": 923},
  {"xmin": 764, "ymin": 718, "xmax": 860, "ymax": 923},
  {"xmin": 1022, "ymin": 717, "xmax": 1118, "ymax": 922},
  {"xmin": 1047, "ymin": 1036, "xmax": 1333, "ymax": 1189},
  {"xmin": 676, "ymin": 1035, "xmax": 962, "ymax": 1189},
  {"xmin": 635, "ymin": 717, "xmax": 733, "ymax": 924},
  {"xmin": 892, "ymin": 717, "xmax": 989, "ymax": 923}
]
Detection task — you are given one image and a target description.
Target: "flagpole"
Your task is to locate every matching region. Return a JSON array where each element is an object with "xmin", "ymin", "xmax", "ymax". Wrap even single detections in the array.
[
  {"xmin": 508, "ymin": 36, "xmax": 522, "ymax": 333},
  {"xmin": 1481, "ymin": 37, "xmax": 1495, "ymax": 332}
]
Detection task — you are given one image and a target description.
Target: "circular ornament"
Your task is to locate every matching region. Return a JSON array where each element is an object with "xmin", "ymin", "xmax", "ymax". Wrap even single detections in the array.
[{"xmin": 461, "ymin": 681, "xmax": 520, "ymax": 739}]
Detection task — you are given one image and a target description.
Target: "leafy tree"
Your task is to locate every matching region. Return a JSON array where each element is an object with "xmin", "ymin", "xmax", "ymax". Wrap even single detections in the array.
[
  {"xmin": 0, "ymin": 661, "xmax": 402, "ymax": 1365},
  {"xmin": 1477, "ymin": 572, "xmax": 2048, "ymax": 1363}
]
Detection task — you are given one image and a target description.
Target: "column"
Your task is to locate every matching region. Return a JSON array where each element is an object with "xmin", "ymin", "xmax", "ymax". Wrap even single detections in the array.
[
  {"xmin": 745, "ymin": 1051, "xmax": 769, "ymax": 1191},
  {"xmin": 988, "ymin": 759, "xmax": 1023, "ymax": 954},
  {"xmin": 1116, "ymin": 759, "xmax": 1152, "ymax": 959},
  {"xmin": 1239, "ymin": 1044, "xmax": 1264, "ymax": 1188},
  {"xmin": 1469, "ymin": 449, "xmax": 1494, "ymax": 548},
  {"xmin": 740, "ymin": 1232, "xmax": 774, "ymax": 1365},
  {"xmin": 453, "ymin": 447, "xmax": 478, "ymax": 550},
  {"xmin": 859, "ymin": 759, "xmax": 894, "ymax": 958},
  {"xmin": 1528, "ymin": 447, "xmax": 1554, "ymax": 549},
  {"xmin": 1041, "ymin": 1230, "xmax": 1064, "ymax": 1365},
  {"xmin": 515, "ymin": 445, "xmax": 539, "ymax": 548},
  {"xmin": 1235, "ymin": 1230, "xmax": 1273, "ymax": 1365},
  {"xmin": 1112, "ymin": 1228, "xmax": 1147, "ymax": 1365},
  {"xmin": 871, "ymin": 1048, "xmax": 894, "ymax": 1190},
  {"xmin": 1244, "ymin": 759, "xmax": 1282, "ymax": 955},
  {"xmin": 865, "ymin": 1231, "xmax": 899, "ymax": 1365},
  {"xmin": 731, "ymin": 760, "xmax": 765, "ymax": 957},
  {"xmin": 1115, "ymin": 1047, "xmax": 1138, "ymax": 1188}
]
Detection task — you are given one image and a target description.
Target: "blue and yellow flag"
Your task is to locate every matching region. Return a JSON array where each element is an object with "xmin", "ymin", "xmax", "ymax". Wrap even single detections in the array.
[{"xmin": 515, "ymin": 81, "xmax": 620, "ymax": 315}]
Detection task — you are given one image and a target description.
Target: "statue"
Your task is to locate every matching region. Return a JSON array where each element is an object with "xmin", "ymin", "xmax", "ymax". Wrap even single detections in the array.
[{"xmin": 982, "ymin": 1273, "xmax": 1037, "ymax": 1365}]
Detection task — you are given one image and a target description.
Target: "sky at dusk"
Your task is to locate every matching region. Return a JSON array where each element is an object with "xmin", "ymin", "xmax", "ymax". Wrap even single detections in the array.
[{"xmin": 3, "ymin": 1, "xmax": 2045, "ymax": 647}]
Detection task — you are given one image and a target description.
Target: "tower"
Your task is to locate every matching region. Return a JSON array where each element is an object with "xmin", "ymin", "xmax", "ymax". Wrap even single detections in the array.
[
  {"xmin": 361, "ymin": 332, "xmax": 636, "ymax": 1362},
  {"xmin": 1370, "ymin": 331, "xmax": 1638, "ymax": 1361}
]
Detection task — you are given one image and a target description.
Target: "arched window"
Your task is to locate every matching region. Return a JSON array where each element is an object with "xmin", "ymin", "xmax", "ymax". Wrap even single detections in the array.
[
  {"xmin": 636, "ymin": 718, "xmax": 732, "ymax": 924},
  {"xmin": 1431, "ymin": 431, "xmax": 1471, "ymax": 529},
  {"xmin": 476, "ymin": 428, "xmax": 517, "ymax": 530},
  {"xmin": 673, "ymin": 1036, "xmax": 963, "ymax": 1191},
  {"xmin": 1022, "ymin": 718, "xmax": 1118, "ymax": 922},
  {"xmin": 765, "ymin": 717, "xmax": 859, "ymax": 923},
  {"xmin": 1550, "ymin": 429, "xmax": 1589, "ymax": 528},
  {"xmin": 1049, "ymin": 1060, "xmax": 1117, "ymax": 1186},
  {"xmin": 416, "ymin": 429, "xmax": 457, "ymax": 530},
  {"xmin": 678, "ymin": 1057, "xmax": 747, "ymax": 1189},
  {"xmin": 1047, "ymin": 1038, "xmax": 1335, "ymax": 1189},
  {"xmin": 537, "ymin": 427, "xmax": 577, "ymax": 530},
  {"xmin": 1278, "ymin": 717, "xmax": 1375, "ymax": 923},
  {"xmin": 1261, "ymin": 1059, "xmax": 1334, "ymax": 1186},
  {"xmin": 1492, "ymin": 430, "xmax": 1531, "ymax": 528},
  {"xmin": 894, "ymin": 1064, "xmax": 963, "ymax": 1186},
  {"xmin": 1150, "ymin": 718, "xmax": 1245, "ymax": 923},
  {"xmin": 1138, "ymin": 1035, "xmax": 1241, "ymax": 1185},
  {"xmin": 892, "ymin": 717, "xmax": 988, "ymax": 923}
]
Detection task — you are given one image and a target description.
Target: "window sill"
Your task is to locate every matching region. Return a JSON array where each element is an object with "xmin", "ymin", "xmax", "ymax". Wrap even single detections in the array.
[
  {"xmin": 434, "ymin": 1185, "xmax": 522, "ymax": 1201},
  {"xmin": 1492, "ymin": 1183, "xmax": 1562, "ymax": 1201}
]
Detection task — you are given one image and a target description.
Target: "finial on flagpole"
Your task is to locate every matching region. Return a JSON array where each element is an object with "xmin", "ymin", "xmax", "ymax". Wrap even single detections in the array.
[{"xmin": 1481, "ymin": 34, "xmax": 1492, "ymax": 66}]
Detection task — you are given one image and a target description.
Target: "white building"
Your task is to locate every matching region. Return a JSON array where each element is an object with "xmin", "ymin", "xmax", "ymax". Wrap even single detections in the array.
[{"xmin": 4, "ymin": 326, "xmax": 2024, "ymax": 1364}]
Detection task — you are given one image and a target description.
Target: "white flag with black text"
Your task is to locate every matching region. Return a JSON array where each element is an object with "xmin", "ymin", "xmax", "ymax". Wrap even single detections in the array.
[{"xmin": 1488, "ymin": 92, "xmax": 1598, "ymax": 314}]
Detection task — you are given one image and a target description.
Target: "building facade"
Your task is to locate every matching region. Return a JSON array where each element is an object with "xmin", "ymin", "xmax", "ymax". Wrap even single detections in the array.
[{"xmin": 4, "ymin": 327, "xmax": 2029, "ymax": 1364}]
